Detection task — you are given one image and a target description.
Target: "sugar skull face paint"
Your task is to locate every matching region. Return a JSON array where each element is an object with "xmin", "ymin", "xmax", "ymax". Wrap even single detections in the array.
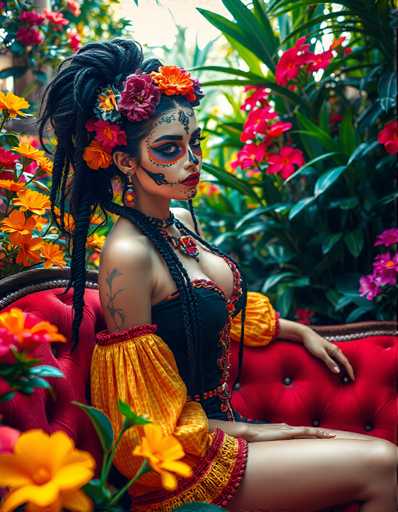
[{"xmin": 134, "ymin": 107, "xmax": 204, "ymax": 201}]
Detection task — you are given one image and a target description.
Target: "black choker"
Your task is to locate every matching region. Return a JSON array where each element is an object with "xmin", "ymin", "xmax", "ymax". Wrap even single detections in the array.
[{"xmin": 143, "ymin": 211, "xmax": 175, "ymax": 229}]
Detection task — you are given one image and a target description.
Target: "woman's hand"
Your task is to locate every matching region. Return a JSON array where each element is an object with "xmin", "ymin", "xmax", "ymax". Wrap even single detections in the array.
[
  {"xmin": 301, "ymin": 328, "xmax": 355, "ymax": 381},
  {"xmin": 245, "ymin": 423, "xmax": 336, "ymax": 443}
]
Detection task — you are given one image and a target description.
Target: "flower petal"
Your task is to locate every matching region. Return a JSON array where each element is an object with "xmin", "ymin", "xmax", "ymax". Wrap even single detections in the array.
[
  {"xmin": 14, "ymin": 430, "xmax": 50, "ymax": 472},
  {"xmin": 160, "ymin": 460, "xmax": 192, "ymax": 478},
  {"xmin": 61, "ymin": 489, "xmax": 93, "ymax": 512},
  {"xmin": 52, "ymin": 463, "xmax": 94, "ymax": 490},
  {"xmin": 0, "ymin": 483, "xmax": 58, "ymax": 512},
  {"xmin": 0, "ymin": 454, "xmax": 31, "ymax": 487},
  {"xmin": 47, "ymin": 431, "xmax": 75, "ymax": 472},
  {"xmin": 159, "ymin": 469, "xmax": 177, "ymax": 491}
]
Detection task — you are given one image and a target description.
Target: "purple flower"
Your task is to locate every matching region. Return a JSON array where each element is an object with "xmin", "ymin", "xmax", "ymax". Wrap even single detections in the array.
[
  {"xmin": 372, "ymin": 252, "xmax": 398, "ymax": 286},
  {"xmin": 118, "ymin": 73, "xmax": 160, "ymax": 123},
  {"xmin": 359, "ymin": 274, "xmax": 382, "ymax": 300},
  {"xmin": 374, "ymin": 228, "xmax": 398, "ymax": 248},
  {"xmin": 189, "ymin": 78, "xmax": 205, "ymax": 107}
]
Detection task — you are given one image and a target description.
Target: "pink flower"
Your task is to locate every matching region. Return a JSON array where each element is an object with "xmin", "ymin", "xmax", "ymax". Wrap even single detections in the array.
[
  {"xmin": 372, "ymin": 252, "xmax": 398, "ymax": 286},
  {"xmin": 85, "ymin": 119, "xmax": 127, "ymax": 152},
  {"xmin": 0, "ymin": 148, "xmax": 20, "ymax": 169},
  {"xmin": 66, "ymin": 0, "xmax": 81, "ymax": 17},
  {"xmin": 266, "ymin": 146, "xmax": 305, "ymax": 179},
  {"xmin": 377, "ymin": 120, "xmax": 398, "ymax": 155},
  {"xmin": 0, "ymin": 328, "xmax": 17, "ymax": 362},
  {"xmin": 16, "ymin": 27, "xmax": 43, "ymax": 46},
  {"xmin": 343, "ymin": 47, "xmax": 353, "ymax": 56},
  {"xmin": 231, "ymin": 143, "xmax": 267, "ymax": 171},
  {"xmin": 295, "ymin": 308, "xmax": 314, "ymax": 325},
  {"xmin": 241, "ymin": 86, "xmax": 270, "ymax": 112},
  {"xmin": 43, "ymin": 9, "xmax": 69, "ymax": 29},
  {"xmin": 240, "ymin": 106, "xmax": 277, "ymax": 142},
  {"xmin": 275, "ymin": 37, "xmax": 311, "ymax": 86},
  {"xmin": 329, "ymin": 112, "xmax": 343, "ymax": 126},
  {"xmin": 19, "ymin": 10, "xmax": 45, "ymax": 26},
  {"xmin": 307, "ymin": 50, "xmax": 333, "ymax": 72},
  {"xmin": 119, "ymin": 73, "xmax": 161, "ymax": 122},
  {"xmin": 0, "ymin": 426, "xmax": 20, "ymax": 454},
  {"xmin": 359, "ymin": 274, "xmax": 382, "ymax": 300},
  {"xmin": 267, "ymin": 121, "xmax": 292, "ymax": 138},
  {"xmin": 374, "ymin": 228, "xmax": 398, "ymax": 247},
  {"xmin": 67, "ymin": 29, "xmax": 81, "ymax": 52}
]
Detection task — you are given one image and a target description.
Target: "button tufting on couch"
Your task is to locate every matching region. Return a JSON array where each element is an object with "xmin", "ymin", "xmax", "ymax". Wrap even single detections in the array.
[{"xmin": 0, "ymin": 268, "xmax": 397, "ymax": 512}]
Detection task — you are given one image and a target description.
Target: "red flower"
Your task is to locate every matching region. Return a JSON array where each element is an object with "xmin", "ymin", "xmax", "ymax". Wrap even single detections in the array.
[
  {"xmin": 16, "ymin": 27, "xmax": 43, "ymax": 46},
  {"xmin": 231, "ymin": 143, "xmax": 268, "ymax": 171},
  {"xmin": 19, "ymin": 10, "xmax": 45, "ymax": 26},
  {"xmin": 374, "ymin": 228, "xmax": 398, "ymax": 247},
  {"xmin": 241, "ymin": 86, "xmax": 270, "ymax": 112},
  {"xmin": 119, "ymin": 73, "xmax": 161, "ymax": 122},
  {"xmin": 275, "ymin": 36, "xmax": 311, "ymax": 86},
  {"xmin": 377, "ymin": 120, "xmax": 398, "ymax": 154},
  {"xmin": 66, "ymin": 0, "xmax": 81, "ymax": 17},
  {"xmin": 85, "ymin": 119, "xmax": 127, "ymax": 152},
  {"xmin": 267, "ymin": 121, "xmax": 292, "ymax": 138},
  {"xmin": 329, "ymin": 112, "xmax": 343, "ymax": 126},
  {"xmin": 266, "ymin": 146, "xmax": 305, "ymax": 179},
  {"xmin": 43, "ymin": 9, "xmax": 69, "ymax": 29},
  {"xmin": 240, "ymin": 106, "xmax": 277, "ymax": 142},
  {"xmin": 307, "ymin": 50, "xmax": 333, "ymax": 72},
  {"xmin": 67, "ymin": 29, "xmax": 81, "ymax": 52},
  {"xmin": 0, "ymin": 148, "xmax": 20, "ymax": 169},
  {"xmin": 295, "ymin": 308, "xmax": 314, "ymax": 325}
]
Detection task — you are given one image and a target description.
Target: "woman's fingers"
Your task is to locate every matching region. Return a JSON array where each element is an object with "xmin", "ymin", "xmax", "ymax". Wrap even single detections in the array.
[{"xmin": 290, "ymin": 426, "xmax": 336, "ymax": 439}]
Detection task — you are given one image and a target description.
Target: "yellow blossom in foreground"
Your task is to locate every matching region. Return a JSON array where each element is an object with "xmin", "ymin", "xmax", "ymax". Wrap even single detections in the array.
[
  {"xmin": 132, "ymin": 424, "xmax": 192, "ymax": 491},
  {"xmin": 13, "ymin": 190, "xmax": 51, "ymax": 215},
  {"xmin": 1, "ymin": 210, "xmax": 37, "ymax": 235},
  {"xmin": 0, "ymin": 429, "xmax": 94, "ymax": 512},
  {"xmin": 40, "ymin": 242, "xmax": 66, "ymax": 269},
  {"xmin": 0, "ymin": 91, "xmax": 30, "ymax": 119},
  {"xmin": 0, "ymin": 180, "xmax": 25, "ymax": 194},
  {"xmin": 11, "ymin": 143, "xmax": 45, "ymax": 163},
  {"xmin": 0, "ymin": 307, "xmax": 66, "ymax": 345}
]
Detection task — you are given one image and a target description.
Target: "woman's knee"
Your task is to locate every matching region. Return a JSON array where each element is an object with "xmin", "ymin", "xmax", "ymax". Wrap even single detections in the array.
[{"xmin": 366, "ymin": 439, "xmax": 397, "ymax": 474}]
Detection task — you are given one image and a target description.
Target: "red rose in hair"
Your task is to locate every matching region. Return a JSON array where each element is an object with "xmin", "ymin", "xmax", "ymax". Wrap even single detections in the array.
[{"xmin": 118, "ymin": 74, "xmax": 160, "ymax": 122}]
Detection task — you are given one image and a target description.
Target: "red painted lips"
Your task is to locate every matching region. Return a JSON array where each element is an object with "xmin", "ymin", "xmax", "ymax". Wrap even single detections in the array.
[{"xmin": 181, "ymin": 172, "xmax": 200, "ymax": 186}]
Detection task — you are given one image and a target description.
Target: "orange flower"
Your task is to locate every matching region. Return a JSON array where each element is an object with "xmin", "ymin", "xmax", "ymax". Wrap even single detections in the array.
[
  {"xmin": 1, "ymin": 210, "xmax": 36, "ymax": 235},
  {"xmin": 40, "ymin": 242, "xmax": 66, "ymax": 269},
  {"xmin": 150, "ymin": 66, "xmax": 194, "ymax": 97},
  {"xmin": 31, "ymin": 215, "xmax": 47, "ymax": 231},
  {"xmin": 0, "ymin": 92, "xmax": 30, "ymax": 119},
  {"xmin": 12, "ymin": 190, "xmax": 51, "ymax": 215},
  {"xmin": 90, "ymin": 212, "xmax": 104, "ymax": 225},
  {"xmin": 0, "ymin": 180, "xmax": 25, "ymax": 193},
  {"xmin": 52, "ymin": 207, "xmax": 75, "ymax": 232},
  {"xmin": 86, "ymin": 233, "xmax": 105, "ymax": 251},
  {"xmin": 132, "ymin": 423, "xmax": 192, "ymax": 491},
  {"xmin": 8, "ymin": 232, "xmax": 42, "ymax": 267},
  {"xmin": 0, "ymin": 429, "xmax": 94, "ymax": 512},
  {"xmin": 11, "ymin": 143, "xmax": 45, "ymax": 163},
  {"xmin": 37, "ymin": 156, "xmax": 53, "ymax": 174},
  {"xmin": 0, "ymin": 307, "xmax": 66, "ymax": 346},
  {"xmin": 83, "ymin": 140, "xmax": 112, "ymax": 170}
]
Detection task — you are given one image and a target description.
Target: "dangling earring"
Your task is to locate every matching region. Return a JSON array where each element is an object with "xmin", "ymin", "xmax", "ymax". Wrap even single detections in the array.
[{"xmin": 123, "ymin": 174, "xmax": 136, "ymax": 207}]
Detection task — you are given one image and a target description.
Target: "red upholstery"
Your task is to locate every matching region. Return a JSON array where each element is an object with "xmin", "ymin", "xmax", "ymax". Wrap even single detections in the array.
[{"xmin": 0, "ymin": 282, "xmax": 397, "ymax": 512}]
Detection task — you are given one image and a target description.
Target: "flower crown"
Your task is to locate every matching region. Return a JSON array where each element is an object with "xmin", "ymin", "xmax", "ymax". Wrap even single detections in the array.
[{"xmin": 83, "ymin": 65, "xmax": 205, "ymax": 171}]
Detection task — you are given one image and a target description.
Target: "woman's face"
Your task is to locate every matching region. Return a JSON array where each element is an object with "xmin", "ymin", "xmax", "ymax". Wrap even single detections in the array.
[{"xmin": 134, "ymin": 106, "xmax": 203, "ymax": 201}]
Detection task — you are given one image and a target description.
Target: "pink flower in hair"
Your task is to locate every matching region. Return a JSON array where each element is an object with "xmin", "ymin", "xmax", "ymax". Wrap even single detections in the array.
[
  {"xmin": 85, "ymin": 119, "xmax": 127, "ymax": 152},
  {"xmin": 118, "ymin": 73, "xmax": 160, "ymax": 122}
]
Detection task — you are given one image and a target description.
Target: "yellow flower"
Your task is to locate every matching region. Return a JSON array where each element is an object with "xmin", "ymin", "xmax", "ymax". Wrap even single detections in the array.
[
  {"xmin": 37, "ymin": 156, "xmax": 53, "ymax": 174},
  {"xmin": 11, "ymin": 143, "xmax": 45, "ymax": 163},
  {"xmin": 40, "ymin": 242, "xmax": 66, "ymax": 269},
  {"xmin": 132, "ymin": 424, "xmax": 192, "ymax": 491},
  {"xmin": 0, "ymin": 429, "xmax": 94, "ymax": 512},
  {"xmin": 0, "ymin": 92, "xmax": 30, "ymax": 119},
  {"xmin": 13, "ymin": 190, "xmax": 51, "ymax": 216},
  {"xmin": 87, "ymin": 233, "xmax": 105, "ymax": 251},
  {"xmin": 0, "ymin": 180, "xmax": 25, "ymax": 194}
]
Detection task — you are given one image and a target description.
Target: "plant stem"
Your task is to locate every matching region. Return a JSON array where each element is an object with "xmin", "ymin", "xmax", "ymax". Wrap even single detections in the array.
[{"xmin": 108, "ymin": 460, "xmax": 151, "ymax": 507}]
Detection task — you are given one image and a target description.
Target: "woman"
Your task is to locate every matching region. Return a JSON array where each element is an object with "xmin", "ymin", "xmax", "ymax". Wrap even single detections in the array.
[{"xmin": 38, "ymin": 38, "xmax": 397, "ymax": 511}]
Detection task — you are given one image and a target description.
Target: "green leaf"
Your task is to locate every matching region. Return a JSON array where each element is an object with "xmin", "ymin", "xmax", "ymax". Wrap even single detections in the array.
[
  {"xmin": 262, "ymin": 272, "xmax": 296, "ymax": 293},
  {"xmin": 30, "ymin": 365, "xmax": 64, "ymax": 378},
  {"xmin": 322, "ymin": 233, "xmax": 342, "ymax": 254},
  {"xmin": 295, "ymin": 111, "xmax": 337, "ymax": 152},
  {"xmin": 347, "ymin": 141, "xmax": 379, "ymax": 166},
  {"xmin": 202, "ymin": 162, "xmax": 261, "ymax": 202},
  {"xmin": 0, "ymin": 391, "xmax": 16, "ymax": 402},
  {"xmin": 378, "ymin": 71, "xmax": 397, "ymax": 112},
  {"xmin": 28, "ymin": 377, "xmax": 51, "ymax": 389},
  {"xmin": 0, "ymin": 66, "xmax": 27, "ymax": 79},
  {"xmin": 344, "ymin": 229, "xmax": 364, "ymax": 258},
  {"xmin": 346, "ymin": 304, "xmax": 374, "ymax": 323},
  {"xmin": 284, "ymin": 152, "xmax": 340, "ymax": 183},
  {"xmin": 83, "ymin": 479, "xmax": 112, "ymax": 504},
  {"xmin": 338, "ymin": 110, "xmax": 356, "ymax": 156},
  {"xmin": 118, "ymin": 399, "xmax": 152, "ymax": 429},
  {"xmin": 72, "ymin": 401, "xmax": 114, "ymax": 452},
  {"xmin": 276, "ymin": 287, "xmax": 294, "ymax": 317},
  {"xmin": 314, "ymin": 166, "xmax": 347, "ymax": 197},
  {"xmin": 288, "ymin": 197, "xmax": 315, "ymax": 220},
  {"xmin": 329, "ymin": 197, "xmax": 358, "ymax": 210}
]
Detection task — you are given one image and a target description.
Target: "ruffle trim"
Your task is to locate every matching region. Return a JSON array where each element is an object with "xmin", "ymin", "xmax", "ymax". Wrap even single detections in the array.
[
  {"xmin": 131, "ymin": 428, "xmax": 248, "ymax": 511},
  {"xmin": 96, "ymin": 323, "xmax": 158, "ymax": 345}
]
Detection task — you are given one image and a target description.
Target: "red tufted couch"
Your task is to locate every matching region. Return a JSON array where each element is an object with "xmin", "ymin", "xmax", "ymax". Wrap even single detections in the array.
[{"xmin": 0, "ymin": 268, "xmax": 397, "ymax": 512}]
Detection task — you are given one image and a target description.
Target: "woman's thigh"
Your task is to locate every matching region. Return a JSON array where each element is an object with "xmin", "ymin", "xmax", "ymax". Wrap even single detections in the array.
[{"xmin": 228, "ymin": 437, "xmax": 392, "ymax": 512}]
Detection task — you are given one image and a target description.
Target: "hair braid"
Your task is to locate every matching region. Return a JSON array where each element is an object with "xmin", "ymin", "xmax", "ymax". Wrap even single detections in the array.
[
  {"xmin": 102, "ymin": 200, "xmax": 205, "ymax": 395},
  {"xmin": 174, "ymin": 216, "xmax": 248, "ymax": 391}
]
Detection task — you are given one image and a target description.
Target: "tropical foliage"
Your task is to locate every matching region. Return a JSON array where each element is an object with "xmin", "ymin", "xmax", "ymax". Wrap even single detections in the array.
[{"xmin": 192, "ymin": 0, "xmax": 397, "ymax": 323}]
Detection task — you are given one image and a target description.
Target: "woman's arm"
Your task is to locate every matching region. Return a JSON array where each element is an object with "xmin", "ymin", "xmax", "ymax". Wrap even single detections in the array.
[
  {"xmin": 276, "ymin": 318, "xmax": 311, "ymax": 343},
  {"xmin": 208, "ymin": 419, "xmax": 248, "ymax": 438}
]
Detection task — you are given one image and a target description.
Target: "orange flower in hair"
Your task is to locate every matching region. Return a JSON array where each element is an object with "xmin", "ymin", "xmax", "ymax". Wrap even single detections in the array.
[
  {"xmin": 83, "ymin": 140, "xmax": 112, "ymax": 170},
  {"xmin": 150, "ymin": 66, "xmax": 194, "ymax": 98}
]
